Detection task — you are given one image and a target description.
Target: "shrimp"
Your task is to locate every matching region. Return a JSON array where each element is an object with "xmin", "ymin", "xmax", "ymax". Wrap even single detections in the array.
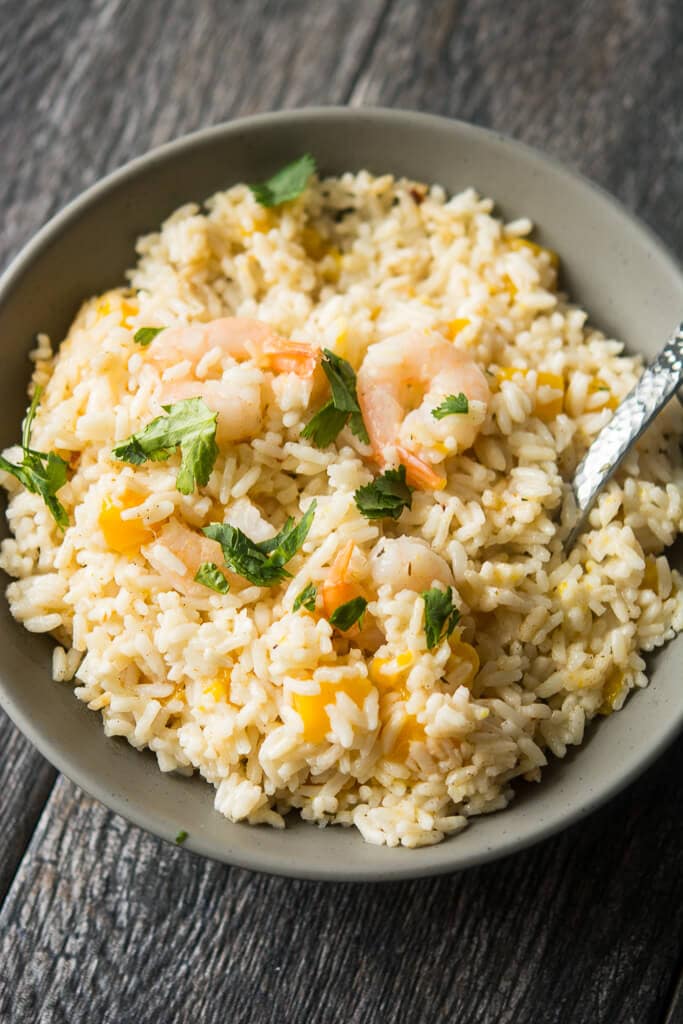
[
  {"xmin": 321, "ymin": 541, "xmax": 382, "ymax": 650},
  {"xmin": 356, "ymin": 330, "xmax": 490, "ymax": 489},
  {"xmin": 150, "ymin": 317, "xmax": 320, "ymax": 444},
  {"xmin": 162, "ymin": 376, "xmax": 263, "ymax": 446},
  {"xmin": 321, "ymin": 540, "xmax": 367, "ymax": 626},
  {"xmin": 144, "ymin": 518, "xmax": 233, "ymax": 598},
  {"xmin": 369, "ymin": 537, "xmax": 453, "ymax": 594},
  {"xmin": 149, "ymin": 317, "xmax": 319, "ymax": 377}
]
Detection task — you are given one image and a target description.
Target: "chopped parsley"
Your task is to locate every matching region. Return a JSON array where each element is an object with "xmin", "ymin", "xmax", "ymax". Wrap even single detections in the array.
[
  {"xmin": 175, "ymin": 830, "xmax": 188, "ymax": 845},
  {"xmin": 293, "ymin": 580, "xmax": 317, "ymax": 612},
  {"xmin": 203, "ymin": 501, "xmax": 316, "ymax": 587},
  {"xmin": 112, "ymin": 397, "xmax": 219, "ymax": 495},
  {"xmin": 422, "ymin": 587, "xmax": 460, "ymax": 649},
  {"xmin": 249, "ymin": 154, "xmax": 316, "ymax": 208},
  {"xmin": 0, "ymin": 387, "xmax": 69, "ymax": 528},
  {"xmin": 329, "ymin": 596, "xmax": 368, "ymax": 632},
  {"xmin": 301, "ymin": 400, "xmax": 349, "ymax": 448},
  {"xmin": 301, "ymin": 349, "xmax": 369, "ymax": 447},
  {"xmin": 194, "ymin": 562, "xmax": 230, "ymax": 594},
  {"xmin": 133, "ymin": 326, "xmax": 166, "ymax": 347},
  {"xmin": 354, "ymin": 465, "xmax": 412, "ymax": 521},
  {"xmin": 431, "ymin": 393, "xmax": 469, "ymax": 419}
]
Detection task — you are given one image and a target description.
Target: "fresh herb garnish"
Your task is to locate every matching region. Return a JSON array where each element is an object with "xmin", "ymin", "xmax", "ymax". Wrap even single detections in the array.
[
  {"xmin": 422, "ymin": 587, "xmax": 460, "ymax": 649},
  {"xmin": 249, "ymin": 154, "xmax": 316, "ymax": 208},
  {"xmin": 194, "ymin": 562, "xmax": 230, "ymax": 594},
  {"xmin": 432, "ymin": 393, "xmax": 469, "ymax": 419},
  {"xmin": 293, "ymin": 580, "xmax": 317, "ymax": 612},
  {"xmin": 329, "ymin": 596, "xmax": 368, "ymax": 631},
  {"xmin": 0, "ymin": 388, "xmax": 69, "ymax": 528},
  {"xmin": 133, "ymin": 326, "xmax": 166, "ymax": 347},
  {"xmin": 175, "ymin": 830, "xmax": 188, "ymax": 845},
  {"xmin": 112, "ymin": 397, "xmax": 218, "ymax": 495},
  {"xmin": 203, "ymin": 501, "xmax": 316, "ymax": 587},
  {"xmin": 301, "ymin": 400, "xmax": 349, "ymax": 448},
  {"xmin": 301, "ymin": 349, "xmax": 369, "ymax": 447},
  {"xmin": 354, "ymin": 465, "xmax": 412, "ymax": 521}
]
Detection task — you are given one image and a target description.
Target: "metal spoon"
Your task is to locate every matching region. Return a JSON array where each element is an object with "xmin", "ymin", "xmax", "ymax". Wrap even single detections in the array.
[{"xmin": 564, "ymin": 321, "xmax": 683, "ymax": 551}]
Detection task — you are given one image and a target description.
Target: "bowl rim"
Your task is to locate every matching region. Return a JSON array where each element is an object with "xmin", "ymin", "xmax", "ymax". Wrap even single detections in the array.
[{"xmin": 1, "ymin": 105, "xmax": 682, "ymax": 882}]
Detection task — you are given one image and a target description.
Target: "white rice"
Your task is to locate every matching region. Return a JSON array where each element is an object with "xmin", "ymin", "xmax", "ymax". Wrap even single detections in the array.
[{"xmin": 2, "ymin": 170, "xmax": 682, "ymax": 848}]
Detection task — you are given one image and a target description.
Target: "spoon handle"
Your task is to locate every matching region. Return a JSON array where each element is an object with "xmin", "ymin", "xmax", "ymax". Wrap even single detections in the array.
[{"xmin": 566, "ymin": 321, "xmax": 683, "ymax": 550}]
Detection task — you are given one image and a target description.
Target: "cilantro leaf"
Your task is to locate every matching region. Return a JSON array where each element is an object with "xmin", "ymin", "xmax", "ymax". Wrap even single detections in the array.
[
  {"xmin": 354, "ymin": 465, "xmax": 412, "ymax": 521},
  {"xmin": 293, "ymin": 581, "xmax": 317, "ymax": 612},
  {"xmin": 194, "ymin": 562, "xmax": 230, "ymax": 594},
  {"xmin": 203, "ymin": 501, "xmax": 316, "ymax": 587},
  {"xmin": 329, "ymin": 596, "xmax": 368, "ymax": 632},
  {"xmin": 22, "ymin": 387, "xmax": 41, "ymax": 451},
  {"xmin": 348, "ymin": 411, "xmax": 370, "ymax": 445},
  {"xmin": 432, "ymin": 393, "xmax": 469, "ymax": 419},
  {"xmin": 112, "ymin": 397, "xmax": 218, "ymax": 495},
  {"xmin": 0, "ymin": 387, "xmax": 70, "ymax": 528},
  {"xmin": 204, "ymin": 523, "xmax": 288, "ymax": 585},
  {"xmin": 422, "ymin": 587, "xmax": 460, "ymax": 649},
  {"xmin": 175, "ymin": 830, "xmax": 188, "ymax": 845},
  {"xmin": 133, "ymin": 326, "xmax": 166, "ymax": 347},
  {"xmin": 249, "ymin": 154, "xmax": 316, "ymax": 208},
  {"xmin": 302, "ymin": 349, "xmax": 369, "ymax": 447},
  {"xmin": 322, "ymin": 349, "xmax": 361, "ymax": 413},
  {"xmin": 300, "ymin": 400, "xmax": 348, "ymax": 447},
  {"xmin": 258, "ymin": 502, "xmax": 317, "ymax": 564}
]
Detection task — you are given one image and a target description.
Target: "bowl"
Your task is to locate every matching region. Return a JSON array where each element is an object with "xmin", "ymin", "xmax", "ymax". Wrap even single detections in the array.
[{"xmin": 1, "ymin": 107, "xmax": 681, "ymax": 881}]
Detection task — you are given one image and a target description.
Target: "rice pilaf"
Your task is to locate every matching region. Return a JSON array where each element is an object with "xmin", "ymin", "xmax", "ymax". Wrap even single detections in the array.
[{"xmin": 1, "ymin": 167, "xmax": 682, "ymax": 848}]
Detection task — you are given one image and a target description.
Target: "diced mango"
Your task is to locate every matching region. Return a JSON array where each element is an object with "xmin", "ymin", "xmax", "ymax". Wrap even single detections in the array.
[
  {"xmin": 489, "ymin": 276, "xmax": 517, "ymax": 300},
  {"xmin": 440, "ymin": 318, "xmax": 470, "ymax": 341},
  {"xmin": 391, "ymin": 714, "xmax": 425, "ymax": 760},
  {"xmin": 335, "ymin": 328, "xmax": 348, "ymax": 358},
  {"xmin": 99, "ymin": 488, "xmax": 156, "ymax": 553},
  {"xmin": 509, "ymin": 237, "xmax": 559, "ymax": 269},
  {"xmin": 588, "ymin": 377, "xmax": 618, "ymax": 411},
  {"xmin": 496, "ymin": 366, "xmax": 564, "ymax": 420},
  {"xmin": 369, "ymin": 652, "xmax": 413, "ymax": 696},
  {"xmin": 292, "ymin": 678, "xmax": 374, "ymax": 743},
  {"xmin": 240, "ymin": 210, "xmax": 275, "ymax": 237},
  {"xmin": 203, "ymin": 668, "xmax": 232, "ymax": 703}
]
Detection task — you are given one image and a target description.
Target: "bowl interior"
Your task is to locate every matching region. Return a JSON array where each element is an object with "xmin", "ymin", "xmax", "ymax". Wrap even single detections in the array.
[{"xmin": 1, "ymin": 108, "xmax": 681, "ymax": 881}]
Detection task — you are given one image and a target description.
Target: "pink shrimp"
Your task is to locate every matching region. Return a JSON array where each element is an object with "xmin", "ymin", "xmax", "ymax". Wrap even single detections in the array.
[
  {"xmin": 356, "ymin": 330, "xmax": 490, "ymax": 490},
  {"xmin": 145, "ymin": 519, "xmax": 232, "ymax": 598},
  {"xmin": 151, "ymin": 317, "xmax": 320, "ymax": 444}
]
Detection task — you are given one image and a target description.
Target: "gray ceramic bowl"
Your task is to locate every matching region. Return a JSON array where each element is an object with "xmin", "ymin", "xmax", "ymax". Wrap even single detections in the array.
[{"xmin": 1, "ymin": 108, "xmax": 681, "ymax": 881}]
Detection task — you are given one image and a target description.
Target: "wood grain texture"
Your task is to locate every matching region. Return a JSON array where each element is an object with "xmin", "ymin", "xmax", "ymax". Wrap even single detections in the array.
[
  {"xmin": 0, "ymin": 728, "xmax": 55, "ymax": 903},
  {"xmin": 351, "ymin": 0, "xmax": 683, "ymax": 260},
  {"xmin": 1, "ymin": 743, "xmax": 683, "ymax": 1024},
  {"xmin": 0, "ymin": 1, "xmax": 682, "ymax": 1022}
]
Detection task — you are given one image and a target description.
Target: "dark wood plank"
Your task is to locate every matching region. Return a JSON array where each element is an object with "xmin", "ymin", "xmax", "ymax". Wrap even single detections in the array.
[
  {"xmin": 0, "ymin": 0, "xmax": 389, "ymax": 889},
  {"xmin": 351, "ymin": 0, "xmax": 683, "ymax": 255},
  {"xmin": 0, "ymin": 722, "xmax": 55, "ymax": 902},
  {"xmin": 1, "ymin": 2, "xmax": 682, "ymax": 1023},
  {"xmin": 1, "ymin": 743, "xmax": 682, "ymax": 1024}
]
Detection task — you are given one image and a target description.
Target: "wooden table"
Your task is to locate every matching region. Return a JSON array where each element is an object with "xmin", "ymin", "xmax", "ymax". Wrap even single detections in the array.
[{"xmin": 1, "ymin": 2, "xmax": 682, "ymax": 1021}]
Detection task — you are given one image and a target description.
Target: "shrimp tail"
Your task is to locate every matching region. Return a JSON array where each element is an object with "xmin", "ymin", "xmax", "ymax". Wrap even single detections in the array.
[
  {"xmin": 261, "ymin": 340, "xmax": 319, "ymax": 377},
  {"xmin": 395, "ymin": 447, "xmax": 446, "ymax": 491}
]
